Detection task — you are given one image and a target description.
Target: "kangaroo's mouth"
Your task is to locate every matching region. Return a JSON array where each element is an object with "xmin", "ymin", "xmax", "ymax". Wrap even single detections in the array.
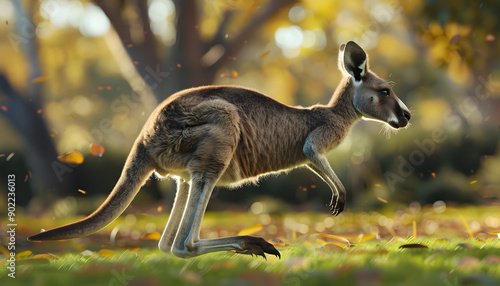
[
  {"xmin": 388, "ymin": 109, "xmax": 411, "ymax": 129},
  {"xmin": 388, "ymin": 117, "xmax": 410, "ymax": 129}
]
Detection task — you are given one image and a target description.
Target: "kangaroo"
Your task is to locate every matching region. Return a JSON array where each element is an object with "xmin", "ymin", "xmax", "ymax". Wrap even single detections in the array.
[{"xmin": 29, "ymin": 41, "xmax": 410, "ymax": 259}]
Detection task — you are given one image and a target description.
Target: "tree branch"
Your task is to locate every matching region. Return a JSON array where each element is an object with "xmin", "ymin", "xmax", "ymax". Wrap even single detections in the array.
[
  {"xmin": 211, "ymin": 0, "xmax": 297, "ymax": 72},
  {"xmin": 174, "ymin": 0, "xmax": 204, "ymax": 71},
  {"xmin": 12, "ymin": 0, "xmax": 43, "ymax": 106},
  {"xmin": 94, "ymin": 0, "xmax": 161, "ymax": 102}
]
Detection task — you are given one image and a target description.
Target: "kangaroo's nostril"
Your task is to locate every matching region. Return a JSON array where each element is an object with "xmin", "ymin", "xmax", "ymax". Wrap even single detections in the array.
[{"xmin": 404, "ymin": 110, "xmax": 411, "ymax": 121}]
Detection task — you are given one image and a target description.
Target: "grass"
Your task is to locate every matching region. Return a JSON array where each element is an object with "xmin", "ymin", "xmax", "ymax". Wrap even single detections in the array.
[{"xmin": 1, "ymin": 206, "xmax": 500, "ymax": 285}]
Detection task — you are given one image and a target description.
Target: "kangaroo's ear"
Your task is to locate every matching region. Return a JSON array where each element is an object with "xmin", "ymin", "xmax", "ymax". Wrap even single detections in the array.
[{"xmin": 341, "ymin": 41, "xmax": 367, "ymax": 82}]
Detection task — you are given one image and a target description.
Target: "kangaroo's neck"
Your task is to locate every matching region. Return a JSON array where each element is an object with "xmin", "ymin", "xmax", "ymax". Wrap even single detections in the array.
[{"xmin": 327, "ymin": 77, "xmax": 360, "ymax": 124}]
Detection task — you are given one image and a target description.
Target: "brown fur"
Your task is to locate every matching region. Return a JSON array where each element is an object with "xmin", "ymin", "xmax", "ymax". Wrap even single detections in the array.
[{"xmin": 143, "ymin": 83, "xmax": 358, "ymax": 187}]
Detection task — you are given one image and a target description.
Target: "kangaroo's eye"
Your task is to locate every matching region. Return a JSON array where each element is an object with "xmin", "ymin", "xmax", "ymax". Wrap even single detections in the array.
[{"xmin": 380, "ymin": 89, "xmax": 389, "ymax": 96}]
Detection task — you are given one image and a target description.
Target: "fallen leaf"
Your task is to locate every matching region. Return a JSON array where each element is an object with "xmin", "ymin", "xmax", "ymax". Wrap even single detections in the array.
[
  {"xmin": 316, "ymin": 233, "xmax": 350, "ymax": 246},
  {"xmin": 485, "ymin": 34, "xmax": 495, "ymax": 42},
  {"xmin": 57, "ymin": 151, "xmax": 84, "ymax": 164},
  {"xmin": 16, "ymin": 250, "xmax": 32, "ymax": 258},
  {"xmin": 357, "ymin": 233, "xmax": 378, "ymax": 242},
  {"xmin": 316, "ymin": 238, "xmax": 327, "ymax": 245},
  {"xmin": 89, "ymin": 143, "xmax": 105, "ymax": 157},
  {"xmin": 399, "ymin": 243, "xmax": 428, "ymax": 249},
  {"xmin": 140, "ymin": 231, "xmax": 161, "ymax": 241},
  {"xmin": 32, "ymin": 76, "xmax": 49, "ymax": 83},
  {"xmin": 238, "ymin": 224, "xmax": 262, "ymax": 236},
  {"xmin": 33, "ymin": 253, "xmax": 58, "ymax": 260},
  {"xmin": 78, "ymin": 189, "xmax": 86, "ymax": 194},
  {"xmin": 431, "ymin": 172, "xmax": 436, "ymax": 178},
  {"xmin": 487, "ymin": 230, "xmax": 500, "ymax": 236},
  {"xmin": 97, "ymin": 249, "xmax": 116, "ymax": 258},
  {"xmin": 1, "ymin": 105, "xmax": 8, "ymax": 111},
  {"xmin": 101, "ymin": 243, "xmax": 110, "ymax": 247}
]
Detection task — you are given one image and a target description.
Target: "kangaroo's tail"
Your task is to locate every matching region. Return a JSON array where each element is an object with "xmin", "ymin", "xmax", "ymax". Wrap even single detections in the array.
[{"xmin": 28, "ymin": 141, "xmax": 155, "ymax": 241}]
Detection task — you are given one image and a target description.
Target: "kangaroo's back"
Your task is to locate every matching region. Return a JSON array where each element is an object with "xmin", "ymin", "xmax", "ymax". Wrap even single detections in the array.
[{"xmin": 144, "ymin": 86, "xmax": 319, "ymax": 184}]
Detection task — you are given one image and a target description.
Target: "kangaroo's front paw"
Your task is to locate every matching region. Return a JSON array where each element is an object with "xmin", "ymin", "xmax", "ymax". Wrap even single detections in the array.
[
  {"xmin": 235, "ymin": 236, "xmax": 281, "ymax": 260},
  {"xmin": 329, "ymin": 195, "xmax": 345, "ymax": 216}
]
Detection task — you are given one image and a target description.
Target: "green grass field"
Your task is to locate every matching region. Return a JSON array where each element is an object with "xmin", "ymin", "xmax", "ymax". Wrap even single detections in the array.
[{"xmin": 1, "ymin": 206, "xmax": 499, "ymax": 285}]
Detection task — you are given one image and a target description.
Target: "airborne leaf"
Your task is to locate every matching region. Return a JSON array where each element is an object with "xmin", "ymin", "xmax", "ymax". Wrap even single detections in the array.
[
  {"xmin": 238, "ymin": 224, "xmax": 263, "ymax": 236},
  {"xmin": 140, "ymin": 231, "xmax": 161, "ymax": 241},
  {"xmin": 258, "ymin": 50, "xmax": 271, "ymax": 59},
  {"xmin": 32, "ymin": 76, "xmax": 49, "ymax": 83},
  {"xmin": 97, "ymin": 249, "xmax": 116, "ymax": 258},
  {"xmin": 57, "ymin": 151, "xmax": 84, "ymax": 165}
]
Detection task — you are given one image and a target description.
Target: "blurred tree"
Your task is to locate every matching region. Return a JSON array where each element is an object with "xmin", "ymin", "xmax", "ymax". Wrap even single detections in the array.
[
  {"xmin": 94, "ymin": 0, "xmax": 297, "ymax": 101},
  {"xmin": 0, "ymin": 0, "xmax": 297, "ymax": 208},
  {"xmin": 0, "ymin": 1, "xmax": 73, "ymax": 208}
]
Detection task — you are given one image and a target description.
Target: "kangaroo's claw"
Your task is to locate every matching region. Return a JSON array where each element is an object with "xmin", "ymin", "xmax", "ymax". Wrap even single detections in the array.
[{"xmin": 235, "ymin": 236, "xmax": 281, "ymax": 260}]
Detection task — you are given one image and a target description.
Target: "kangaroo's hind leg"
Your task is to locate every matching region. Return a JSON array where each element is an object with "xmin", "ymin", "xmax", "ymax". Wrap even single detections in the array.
[
  {"xmin": 158, "ymin": 178, "xmax": 189, "ymax": 253},
  {"xmin": 170, "ymin": 174, "xmax": 280, "ymax": 259},
  {"xmin": 167, "ymin": 99, "xmax": 280, "ymax": 259}
]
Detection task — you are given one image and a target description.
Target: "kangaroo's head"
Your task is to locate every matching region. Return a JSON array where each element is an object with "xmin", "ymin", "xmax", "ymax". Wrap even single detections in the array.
[{"xmin": 339, "ymin": 41, "xmax": 411, "ymax": 129}]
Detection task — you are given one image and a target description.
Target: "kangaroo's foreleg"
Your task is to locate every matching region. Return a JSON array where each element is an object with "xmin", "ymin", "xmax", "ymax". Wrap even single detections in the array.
[
  {"xmin": 158, "ymin": 178, "xmax": 189, "ymax": 253},
  {"xmin": 307, "ymin": 163, "xmax": 346, "ymax": 215},
  {"xmin": 303, "ymin": 130, "xmax": 347, "ymax": 216}
]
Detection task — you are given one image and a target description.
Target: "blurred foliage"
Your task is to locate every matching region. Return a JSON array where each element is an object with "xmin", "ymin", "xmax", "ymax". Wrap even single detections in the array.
[{"xmin": 0, "ymin": 0, "xmax": 499, "ymax": 214}]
